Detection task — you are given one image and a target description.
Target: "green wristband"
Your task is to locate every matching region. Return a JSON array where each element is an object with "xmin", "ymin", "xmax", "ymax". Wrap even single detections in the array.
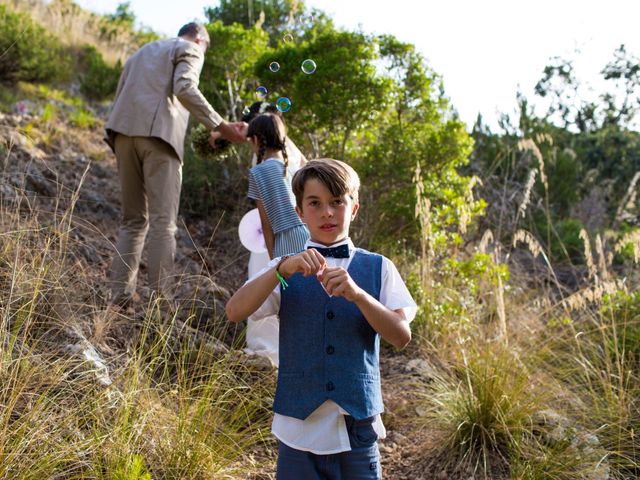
[{"xmin": 275, "ymin": 269, "xmax": 289, "ymax": 290}]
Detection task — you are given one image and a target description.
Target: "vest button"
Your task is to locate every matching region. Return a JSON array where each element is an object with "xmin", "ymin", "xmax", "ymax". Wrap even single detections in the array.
[
  {"xmin": 326, "ymin": 381, "xmax": 335, "ymax": 391},
  {"xmin": 326, "ymin": 345, "xmax": 335, "ymax": 354},
  {"xmin": 326, "ymin": 311, "xmax": 335, "ymax": 320}
]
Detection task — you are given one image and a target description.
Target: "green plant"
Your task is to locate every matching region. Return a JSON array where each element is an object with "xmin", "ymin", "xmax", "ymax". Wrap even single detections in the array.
[
  {"xmin": 0, "ymin": 5, "xmax": 71, "ymax": 83},
  {"xmin": 423, "ymin": 347, "xmax": 542, "ymax": 474},
  {"xmin": 112, "ymin": 455, "xmax": 152, "ymax": 480},
  {"xmin": 69, "ymin": 107, "xmax": 98, "ymax": 129},
  {"xmin": 78, "ymin": 44, "xmax": 121, "ymax": 100}
]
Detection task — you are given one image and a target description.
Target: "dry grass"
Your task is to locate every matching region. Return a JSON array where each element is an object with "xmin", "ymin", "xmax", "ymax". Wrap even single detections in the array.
[
  {"xmin": 406, "ymin": 132, "xmax": 640, "ymax": 479},
  {"xmin": 0, "ymin": 0, "xmax": 148, "ymax": 64},
  {"xmin": 0, "ymin": 174, "xmax": 274, "ymax": 479}
]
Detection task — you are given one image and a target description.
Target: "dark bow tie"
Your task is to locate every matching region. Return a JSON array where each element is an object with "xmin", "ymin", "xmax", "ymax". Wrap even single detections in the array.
[{"xmin": 309, "ymin": 244, "xmax": 350, "ymax": 258}]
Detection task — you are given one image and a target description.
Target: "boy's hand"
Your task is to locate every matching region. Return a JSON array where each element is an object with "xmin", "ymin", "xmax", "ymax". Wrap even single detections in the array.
[
  {"xmin": 319, "ymin": 266, "xmax": 364, "ymax": 302},
  {"xmin": 280, "ymin": 249, "xmax": 326, "ymax": 277}
]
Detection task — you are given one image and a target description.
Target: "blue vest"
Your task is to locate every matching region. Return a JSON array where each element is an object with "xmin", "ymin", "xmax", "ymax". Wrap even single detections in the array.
[{"xmin": 273, "ymin": 249, "xmax": 383, "ymax": 420}]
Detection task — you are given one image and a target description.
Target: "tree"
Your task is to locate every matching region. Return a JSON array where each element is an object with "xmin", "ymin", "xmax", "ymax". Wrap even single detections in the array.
[
  {"xmin": 254, "ymin": 30, "xmax": 390, "ymax": 157},
  {"xmin": 200, "ymin": 21, "xmax": 270, "ymax": 120}
]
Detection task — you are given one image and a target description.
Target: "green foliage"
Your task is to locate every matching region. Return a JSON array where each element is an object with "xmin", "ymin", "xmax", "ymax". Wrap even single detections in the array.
[
  {"xmin": 410, "ymin": 252, "xmax": 508, "ymax": 347},
  {"xmin": 600, "ymin": 291, "xmax": 640, "ymax": 363},
  {"xmin": 534, "ymin": 216, "xmax": 585, "ymax": 264},
  {"xmin": 112, "ymin": 455, "xmax": 152, "ymax": 480},
  {"xmin": 200, "ymin": 21, "xmax": 270, "ymax": 119},
  {"xmin": 207, "ymin": 0, "xmax": 304, "ymax": 45},
  {"xmin": 358, "ymin": 111, "xmax": 477, "ymax": 250},
  {"xmin": 69, "ymin": 107, "xmax": 98, "ymax": 129},
  {"xmin": 536, "ymin": 45, "xmax": 640, "ymax": 133},
  {"xmin": 194, "ymin": 17, "xmax": 478, "ymax": 255},
  {"xmin": 0, "ymin": 4, "xmax": 72, "ymax": 83},
  {"xmin": 182, "ymin": 127, "xmax": 252, "ymax": 217},
  {"xmin": 99, "ymin": 2, "xmax": 159, "ymax": 47},
  {"xmin": 105, "ymin": 2, "xmax": 135, "ymax": 27},
  {"xmin": 78, "ymin": 45, "xmax": 122, "ymax": 100},
  {"xmin": 255, "ymin": 30, "xmax": 390, "ymax": 157}
]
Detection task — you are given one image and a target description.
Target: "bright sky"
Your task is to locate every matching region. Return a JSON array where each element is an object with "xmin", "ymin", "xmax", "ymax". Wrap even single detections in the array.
[{"xmin": 76, "ymin": 0, "xmax": 640, "ymax": 130}]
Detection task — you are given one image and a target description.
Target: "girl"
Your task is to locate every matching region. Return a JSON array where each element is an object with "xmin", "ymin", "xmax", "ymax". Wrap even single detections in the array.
[
  {"xmin": 244, "ymin": 111, "xmax": 310, "ymax": 366},
  {"xmin": 246, "ymin": 112, "xmax": 309, "ymax": 259}
]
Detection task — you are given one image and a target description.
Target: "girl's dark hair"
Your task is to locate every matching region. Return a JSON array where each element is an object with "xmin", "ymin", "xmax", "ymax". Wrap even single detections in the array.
[
  {"xmin": 242, "ymin": 101, "xmax": 280, "ymax": 122},
  {"xmin": 247, "ymin": 113, "xmax": 288, "ymax": 175}
]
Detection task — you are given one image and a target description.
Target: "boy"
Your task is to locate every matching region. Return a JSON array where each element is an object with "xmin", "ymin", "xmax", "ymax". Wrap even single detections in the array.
[{"xmin": 226, "ymin": 159, "xmax": 416, "ymax": 479}]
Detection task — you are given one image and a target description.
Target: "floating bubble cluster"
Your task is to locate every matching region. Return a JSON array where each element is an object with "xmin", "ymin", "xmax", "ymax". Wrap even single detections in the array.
[
  {"xmin": 269, "ymin": 61, "xmax": 280, "ymax": 72},
  {"xmin": 301, "ymin": 59, "xmax": 317, "ymax": 74},
  {"xmin": 255, "ymin": 86, "xmax": 268, "ymax": 99},
  {"xmin": 276, "ymin": 97, "xmax": 292, "ymax": 113}
]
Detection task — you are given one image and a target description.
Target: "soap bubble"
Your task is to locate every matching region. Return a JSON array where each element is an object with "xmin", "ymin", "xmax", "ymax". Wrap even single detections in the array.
[
  {"xmin": 276, "ymin": 97, "xmax": 291, "ymax": 113},
  {"xmin": 242, "ymin": 106, "xmax": 250, "ymax": 116},
  {"xmin": 269, "ymin": 61, "xmax": 280, "ymax": 72},
  {"xmin": 301, "ymin": 59, "xmax": 317, "ymax": 74},
  {"xmin": 283, "ymin": 33, "xmax": 294, "ymax": 43},
  {"xmin": 299, "ymin": 13, "xmax": 314, "ymax": 25},
  {"xmin": 255, "ymin": 86, "xmax": 268, "ymax": 99}
]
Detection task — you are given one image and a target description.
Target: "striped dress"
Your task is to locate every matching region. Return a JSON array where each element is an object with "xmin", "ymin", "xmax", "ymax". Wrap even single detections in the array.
[{"xmin": 248, "ymin": 157, "xmax": 310, "ymax": 258}]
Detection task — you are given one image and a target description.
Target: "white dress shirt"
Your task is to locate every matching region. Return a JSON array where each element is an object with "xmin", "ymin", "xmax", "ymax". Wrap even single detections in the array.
[{"xmin": 248, "ymin": 238, "xmax": 417, "ymax": 454}]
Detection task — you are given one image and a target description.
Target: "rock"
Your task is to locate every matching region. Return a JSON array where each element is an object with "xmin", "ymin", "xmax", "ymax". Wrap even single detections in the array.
[
  {"xmin": 67, "ymin": 340, "xmax": 112, "ymax": 386},
  {"xmin": 571, "ymin": 431, "xmax": 600, "ymax": 452},
  {"xmin": 586, "ymin": 463, "xmax": 610, "ymax": 480},
  {"xmin": 404, "ymin": 358, "xmax": 438, "ymax": 378},
  {"xmin": 379, "ymin": 443, "xmax": 393, "ymax": 454},
  {"xmin": 533, "ymin": 409, "xmax": 572, "ymax": 444},
  {"xmin": 415, "ymin": 405, "xmax": 429, "ymax": 417}
]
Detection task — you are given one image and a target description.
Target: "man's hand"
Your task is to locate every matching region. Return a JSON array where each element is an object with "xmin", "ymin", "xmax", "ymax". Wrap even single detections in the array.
[
  {"xmin": 215, "ymin": 121, "xmax": 248, "ymax": 144},
  {"xmin": 280, "ymin": 249, "xmax": 326, "ymax": 278},
  {"xmin": 319, "ymin": 266, "xmax": 364, "ymax": 302}
]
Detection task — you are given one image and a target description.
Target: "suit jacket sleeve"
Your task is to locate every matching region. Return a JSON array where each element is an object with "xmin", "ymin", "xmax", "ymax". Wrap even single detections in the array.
[{"xmin": 173, "ymin": 42, "xmax": 224, "ymax": 131}]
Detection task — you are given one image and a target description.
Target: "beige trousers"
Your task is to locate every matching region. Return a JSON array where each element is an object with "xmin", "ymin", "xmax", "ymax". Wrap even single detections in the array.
[{"xmin": 109, "ymin": 134, "xmax": 182, "ymax": 305}]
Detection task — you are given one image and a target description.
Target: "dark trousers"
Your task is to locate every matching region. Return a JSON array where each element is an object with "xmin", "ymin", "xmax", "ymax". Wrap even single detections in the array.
[{"xmin": 276, "ymin": 416, "xmax": 382, "ymax": 480}]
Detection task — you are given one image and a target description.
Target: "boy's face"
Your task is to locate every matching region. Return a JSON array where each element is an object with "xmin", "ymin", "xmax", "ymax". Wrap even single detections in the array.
[{"xmin": 296, "ymin": 178, "xmax": 359, "ymax": 246}]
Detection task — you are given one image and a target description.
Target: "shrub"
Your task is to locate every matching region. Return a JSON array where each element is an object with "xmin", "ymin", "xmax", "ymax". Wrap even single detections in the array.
[
  {"xmin": 78, "ymin": 44, "xmax": 122, "ymax": 100},
  {"xmin": 423, "ymin": 346, "xmax": 542, "ymax": 473},
  {"xmin": 0, "ymin": 5, "xmax": 71, "ymax": 83},
  {"xmin": 182, "ymin": 125, "xmax": 251, "ymax": 217}
]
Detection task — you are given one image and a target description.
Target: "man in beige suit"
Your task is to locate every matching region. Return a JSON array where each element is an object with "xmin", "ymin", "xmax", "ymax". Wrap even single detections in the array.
[{"xmin": 105, "ymin": 22, "xmax": 244, "ymax": 307}]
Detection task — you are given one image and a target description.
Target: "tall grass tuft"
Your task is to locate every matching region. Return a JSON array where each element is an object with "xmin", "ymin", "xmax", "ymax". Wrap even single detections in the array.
[
  {"xmin": 422, "ymin": 346, "xmax": 542, "ymax": 475},
  {"xmin": 546, "ymin": 291, "xmax": 640, "ymax": 478}
]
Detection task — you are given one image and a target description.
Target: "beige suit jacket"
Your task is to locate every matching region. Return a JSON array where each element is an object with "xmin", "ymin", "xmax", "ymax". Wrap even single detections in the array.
[{"xmin": 105, "ymin": 37, "xmax": 223, "ymax": 162}]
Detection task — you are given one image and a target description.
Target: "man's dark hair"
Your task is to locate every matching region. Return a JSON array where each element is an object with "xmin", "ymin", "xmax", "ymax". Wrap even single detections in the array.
[{"xmin": 178, "ymin": 22, "xmax": 209, "ymax": 42}]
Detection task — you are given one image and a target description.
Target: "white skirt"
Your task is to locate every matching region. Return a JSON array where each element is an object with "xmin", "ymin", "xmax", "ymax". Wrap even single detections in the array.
[{"xmin": 245, "ymin": 250, "xmax": 279, "ymax": 366}]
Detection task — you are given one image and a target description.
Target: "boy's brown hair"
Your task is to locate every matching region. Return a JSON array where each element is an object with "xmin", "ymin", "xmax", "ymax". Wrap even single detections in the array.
[{"xmin": 292, "ymin": 158, "xmax": 360, "ymax": 208}]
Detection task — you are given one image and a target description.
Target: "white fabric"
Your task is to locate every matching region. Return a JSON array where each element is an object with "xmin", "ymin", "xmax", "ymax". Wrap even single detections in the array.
[
  {"xmin": 248, "ymin": 238, "xmax": 417, "ymax": 454},
  {"xmin": 243, "ymin": 137, "xmax": 305, "ymax": 366}
]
